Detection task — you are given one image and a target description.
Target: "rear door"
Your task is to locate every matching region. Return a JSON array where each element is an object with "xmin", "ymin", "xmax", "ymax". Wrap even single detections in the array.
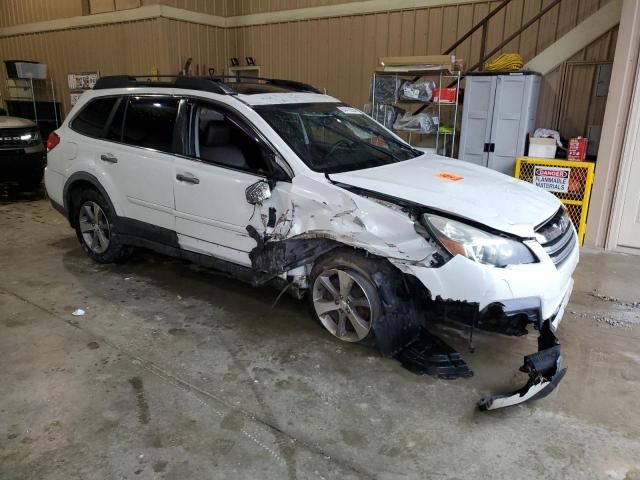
[{"xmin": 99, "ymin": 95, "xmax": 180, "ymax": 231}]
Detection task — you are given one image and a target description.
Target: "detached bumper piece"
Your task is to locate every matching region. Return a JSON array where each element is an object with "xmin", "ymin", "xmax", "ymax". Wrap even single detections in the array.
[
  {"xmin": 395, "ymin": 327, "xmax": 473, "ymax": 380},
  {"xmin": 478, "ymin": 320, "xmax": 567, "ymax": 411}
]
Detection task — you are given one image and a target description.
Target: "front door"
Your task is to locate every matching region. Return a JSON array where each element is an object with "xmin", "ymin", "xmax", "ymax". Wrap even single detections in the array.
[{"xmin": 172, "ymin": 100, "xmax": 290, "ymax": 266}]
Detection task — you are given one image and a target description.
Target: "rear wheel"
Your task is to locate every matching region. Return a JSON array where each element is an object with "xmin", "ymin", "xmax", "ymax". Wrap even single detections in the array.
[
  {"xmin": 309, "ymin": 250, "xmax": 383, "ymax": 344},
  {"xmin": 74, "ymin": 189, "xmax": 133, "ymax": 263}
]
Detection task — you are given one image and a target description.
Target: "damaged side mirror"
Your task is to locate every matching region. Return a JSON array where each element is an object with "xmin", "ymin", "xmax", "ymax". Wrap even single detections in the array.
[{"xmin": 245, "ymin": 180, "xmax": 271, "ymax": 205}]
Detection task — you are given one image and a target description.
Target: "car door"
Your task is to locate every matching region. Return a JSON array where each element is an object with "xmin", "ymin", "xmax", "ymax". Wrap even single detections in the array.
[
  {"xmin": 98, "ymin": 95, "xmax": 180, "ymax": 231},
  {"xmin": 172, "ymin": 99, "xmax": 291, "ymax": 266}
]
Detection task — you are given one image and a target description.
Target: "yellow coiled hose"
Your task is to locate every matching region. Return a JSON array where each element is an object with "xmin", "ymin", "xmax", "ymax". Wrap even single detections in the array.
[{"xmin": 484, "ymin": 53, "xmax": 524, "ymax": 71}]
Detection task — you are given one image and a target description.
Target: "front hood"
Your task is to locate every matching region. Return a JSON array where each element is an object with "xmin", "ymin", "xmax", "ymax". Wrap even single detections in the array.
[
  {"xmin": 0, "ymin": 116, "xmax": 37, "ymax": 129},
  {"xmin": 330, "ymin": 154, "xmax": 561, "ymax": 238}
]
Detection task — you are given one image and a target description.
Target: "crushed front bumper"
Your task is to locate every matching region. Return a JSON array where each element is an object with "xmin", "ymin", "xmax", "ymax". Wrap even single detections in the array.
[{"xmin": 478, "ymin": 319, "xmax": 566, "ymax": 410}]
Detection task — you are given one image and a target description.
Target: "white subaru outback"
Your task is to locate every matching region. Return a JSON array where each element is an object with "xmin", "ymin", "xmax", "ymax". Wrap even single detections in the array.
[{"xmin": 45, "ymin": 75, "xmax": 578, "ymax": 409}]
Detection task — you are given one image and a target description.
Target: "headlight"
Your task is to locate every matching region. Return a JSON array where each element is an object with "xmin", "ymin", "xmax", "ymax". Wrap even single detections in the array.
[
  {"xmin": 422, "ymin": 214, "xmax": 536, "ymax": 267},
  {"xmin": 19, "ymin": 129, "xmax": 41, "ymax": 145}
]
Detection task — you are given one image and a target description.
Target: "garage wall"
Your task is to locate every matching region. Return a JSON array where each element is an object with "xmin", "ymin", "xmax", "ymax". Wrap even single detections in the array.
[
  {"xmin": 226, "ymin": 0, "xmax": 357, "ymax": 16},
  {"xmin": 0, "ymin": 0, "xmax": 85, "ymax": 28},
  {"xmin": 0, "ymin": 0, "xmax": 617, "ymax": 126},
  {"xmin": 140, "ymin": 0, "xmax": 227, "ymax": 16},
  {"xmin": 0, "ymin": 18, "xmax": 224, "ymax": 115},
  {"xmin": 537, "ymin": 25, "xmax": 618, "ymax": 133},
  {"xmin": 226, "ymin": 0, "xmax": 615, "ymax": 118}
]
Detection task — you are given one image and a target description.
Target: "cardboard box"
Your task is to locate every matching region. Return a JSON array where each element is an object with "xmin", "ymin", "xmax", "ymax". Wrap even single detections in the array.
[
  {"xmin": 568, "ymin": 137, "xmax": 588, "ymax": 161},
  {"xmin": 528, "ymin": 137, "xmax": 557, "ymax": 159},
  {"xmin": 379, "ymin": 55, "xmax": 455, "ymax": 73},
  {"xmin": 433, "ymin": 87, "xmax": 457, "ymax": 103}
]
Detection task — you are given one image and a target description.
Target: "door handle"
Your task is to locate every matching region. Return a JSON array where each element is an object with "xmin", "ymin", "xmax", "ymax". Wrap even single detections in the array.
[
  {"xmin": 100, "ymin": 153, "xmax": 118, "ymax": 163},
  {"xmin": 176, "ymin": 172, "xmax": 200, "ymax": 184}
]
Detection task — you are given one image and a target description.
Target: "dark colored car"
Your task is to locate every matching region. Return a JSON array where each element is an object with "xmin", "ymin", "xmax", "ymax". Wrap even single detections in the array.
[{"xmin": 0, "ymin": 115, "xmax": 46, "ymax": 189}]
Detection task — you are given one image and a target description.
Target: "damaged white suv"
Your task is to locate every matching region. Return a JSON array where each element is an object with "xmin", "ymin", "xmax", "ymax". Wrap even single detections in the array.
[{"xmin": 45, "ymin": 76, "xmax": 578, "ymax": 410}]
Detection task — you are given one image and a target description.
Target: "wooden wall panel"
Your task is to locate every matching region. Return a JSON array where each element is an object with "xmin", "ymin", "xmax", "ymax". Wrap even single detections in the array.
[{"xmin": 0, "ymin": 0, "xmax": 84, "ymax": 28}]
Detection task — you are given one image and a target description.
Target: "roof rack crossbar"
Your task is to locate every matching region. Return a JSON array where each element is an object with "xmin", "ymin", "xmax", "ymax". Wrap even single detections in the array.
[{"xmin": 93, "ymin": 74, "xmax": 322, "ymax": 95}]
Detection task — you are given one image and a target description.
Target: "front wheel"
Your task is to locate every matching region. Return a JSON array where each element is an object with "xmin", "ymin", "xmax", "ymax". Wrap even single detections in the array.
[{"xmin": 309, "ymin": 250, "xmax": 383, "ymax": 344}]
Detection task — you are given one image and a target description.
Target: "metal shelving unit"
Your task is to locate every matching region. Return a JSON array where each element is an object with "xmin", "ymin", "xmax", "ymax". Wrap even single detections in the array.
[{"xmin": 370, "ymin": 68, "xmax": 462, "ymax": 157}]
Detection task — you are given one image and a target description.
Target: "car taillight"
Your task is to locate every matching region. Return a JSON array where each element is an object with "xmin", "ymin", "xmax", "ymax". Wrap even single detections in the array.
[{"xmin": 47, "ymin": 132, "xmax": 60, "ymax": 151}]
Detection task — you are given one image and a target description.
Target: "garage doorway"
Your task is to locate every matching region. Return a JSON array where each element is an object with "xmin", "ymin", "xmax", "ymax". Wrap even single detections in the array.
[{"xmin": 608, "ymin": 56, "xmax": 640, "ymax": 251}]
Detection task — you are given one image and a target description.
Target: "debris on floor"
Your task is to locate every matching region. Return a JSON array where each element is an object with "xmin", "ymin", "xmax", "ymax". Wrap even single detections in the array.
[
  {"xmin": 72, "ymin": 308, "xmax": 86, "ymax": 317},
  {"xmin": 394, "ymin": 327, "xmax": 473, "ymax": 379}
]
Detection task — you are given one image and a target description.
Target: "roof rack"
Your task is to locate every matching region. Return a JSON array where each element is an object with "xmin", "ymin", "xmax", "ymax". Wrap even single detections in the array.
[{"xmin": 93, "ymin": 75, "xmax": 322, "ymax": 95}]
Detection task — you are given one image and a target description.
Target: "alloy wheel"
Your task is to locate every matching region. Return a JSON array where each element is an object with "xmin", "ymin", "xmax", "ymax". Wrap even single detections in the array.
[
  {"xmin": 312, "ymin": 268, "xmax": 377, "ymax": 342},
  {"xmin": 78, "ymin": 201, "xmax": 111, "ymax": 254}
]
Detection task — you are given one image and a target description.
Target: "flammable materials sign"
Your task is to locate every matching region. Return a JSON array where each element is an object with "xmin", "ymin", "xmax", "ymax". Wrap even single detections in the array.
[{"xmin": 533, "ymin": 165, "xmax": 571, "ymax": 193}]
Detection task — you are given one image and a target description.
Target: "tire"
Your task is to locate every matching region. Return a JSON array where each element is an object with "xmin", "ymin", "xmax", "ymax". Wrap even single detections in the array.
[
  {"xmin": 17, "ymin": 168, "xmax": 44, "ymax": 191},
  {"xmin": 73, "ymin": 189, "xmax": 133, "ymax": 264},
  {"xmin": 308, "ymin": 249, "xmax": 386, "ymax": 346}
]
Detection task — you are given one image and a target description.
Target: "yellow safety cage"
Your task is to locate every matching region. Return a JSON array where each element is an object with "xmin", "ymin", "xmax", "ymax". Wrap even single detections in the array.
[{"xmin": 515, "ymin": 157, "xmax": 595, "ymax": 245}]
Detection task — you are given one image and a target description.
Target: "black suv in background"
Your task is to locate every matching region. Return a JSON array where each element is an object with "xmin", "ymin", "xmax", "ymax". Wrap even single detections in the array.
[{"xmin": 0, "ymin": 114, "xmax": 46, "ymax": 189}]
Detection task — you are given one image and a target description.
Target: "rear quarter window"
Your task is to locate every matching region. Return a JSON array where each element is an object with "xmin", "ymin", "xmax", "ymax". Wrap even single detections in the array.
[{"xmin": 70, "ymin": 97, "xmax": 119, "ymax": 138}]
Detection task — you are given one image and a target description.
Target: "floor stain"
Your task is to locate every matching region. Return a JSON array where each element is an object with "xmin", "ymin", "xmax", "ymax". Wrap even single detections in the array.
[
  {"xmin": 129, "ymin": 376, "xmax": 150, "ymax": 425},
  {"xmin": 152, "ymin": 460, "xmax": 168, "ymax": 473},
  {"xmin": 87, "ymin": 341, "xmax": 100, "ymax": 349}
]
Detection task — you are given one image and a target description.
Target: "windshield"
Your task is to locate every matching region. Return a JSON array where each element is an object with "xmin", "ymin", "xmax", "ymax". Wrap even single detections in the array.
[{"xmin": 254, "ymin": 103, "xmax": 422, "ymax": 173}]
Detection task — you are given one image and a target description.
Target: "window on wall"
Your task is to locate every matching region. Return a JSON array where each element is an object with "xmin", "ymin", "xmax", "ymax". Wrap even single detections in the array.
[
  {"xmin": 122, "ymin": 96, "xmax": 180, "ymax": 153},
  {"xmin": 70, "ymin": 97, "xmax": 119, "ymax": 138}
]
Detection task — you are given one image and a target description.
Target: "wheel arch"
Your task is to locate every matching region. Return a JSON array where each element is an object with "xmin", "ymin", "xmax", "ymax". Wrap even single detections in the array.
[{"xmin": 63, "ymin": 172, "xmax": 118, "ymax": 228}]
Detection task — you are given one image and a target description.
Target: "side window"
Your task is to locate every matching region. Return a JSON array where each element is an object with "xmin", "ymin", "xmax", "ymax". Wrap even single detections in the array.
[
  {"xmin": 106, "ymin": 97, "xmax": 126, "ymax": 142},
  {"xmin": 70, "ymin": 97, "xmax": 119, "ymax": 138},
  {"xmin": 192, "ymin": 103, "xmax": 270, "ymax": 175},
  {"xmin": 122, "ymin": 96, "xmax": 179, "ymax": 153}
]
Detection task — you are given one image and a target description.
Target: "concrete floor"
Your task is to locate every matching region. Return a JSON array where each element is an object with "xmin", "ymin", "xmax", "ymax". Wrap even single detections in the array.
[{"xmin": 1, "ymin": 187, "xmax": 640, "ymax": 480}]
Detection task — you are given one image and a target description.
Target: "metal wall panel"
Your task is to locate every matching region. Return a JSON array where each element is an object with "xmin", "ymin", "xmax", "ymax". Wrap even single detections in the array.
[
  {"xmin": 0, "ymin": 18, "xmax": 226, "ymax": 116},
  {"xmin": 0, "ymin": 0, "xmax": 84, "ymax": 28},
  {"xmin": 226, "ymin": 0, "xmax": 613, "ymax": 111},
  {"xmin": 141, "ymin": 0, "xmax": 227, "ymax": 16}
]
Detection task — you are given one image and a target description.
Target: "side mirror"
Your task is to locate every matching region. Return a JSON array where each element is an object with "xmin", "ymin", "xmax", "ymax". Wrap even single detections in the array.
[{"xmin": 245, "ymin": 180, "xmax": 271, "ymax": 205}]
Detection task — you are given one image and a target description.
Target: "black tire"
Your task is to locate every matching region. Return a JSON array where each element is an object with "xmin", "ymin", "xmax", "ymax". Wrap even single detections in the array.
[
  {"xmin": 17, "ymin": 168, "xmax": 44, "ymax": 191},
  {"xmin": 73, "ymin": 189, "xmax": 133, "ymax": 264},
  {"xmin": 308, "ymin": 248, "xmax": 387, "ymax": 346}
]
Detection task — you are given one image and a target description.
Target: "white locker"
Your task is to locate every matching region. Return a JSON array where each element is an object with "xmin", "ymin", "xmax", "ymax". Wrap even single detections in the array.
[{"xmin": 458, "ymin": 72, "xmax": 540, "ymax": 176}]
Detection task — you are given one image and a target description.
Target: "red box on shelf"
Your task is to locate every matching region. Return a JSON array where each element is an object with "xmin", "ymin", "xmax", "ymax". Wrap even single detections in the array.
[
  {"xmin": 433, "ymin": 87, "xmax": 457, "ymax": 103},
  {"xmin": 568, "ymin": 137, "xmax": 588, "ymax": 161}
]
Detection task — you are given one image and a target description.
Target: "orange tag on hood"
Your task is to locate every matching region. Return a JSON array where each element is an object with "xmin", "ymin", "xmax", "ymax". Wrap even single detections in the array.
[{"xmin": 436, "ymin": 172, "xmax": 463, "ymax": 181}]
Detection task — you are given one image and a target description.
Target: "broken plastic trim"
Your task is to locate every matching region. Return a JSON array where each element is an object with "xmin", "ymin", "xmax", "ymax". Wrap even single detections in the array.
[{"xmin": 478, "ymin": 320, "xmax": 566, "ymax": 411}]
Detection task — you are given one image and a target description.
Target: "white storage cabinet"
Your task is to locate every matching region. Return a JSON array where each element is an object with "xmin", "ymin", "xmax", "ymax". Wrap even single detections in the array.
[{"xmin": 458, "ymin": 72, "xmax": 540, "ymax": 175}]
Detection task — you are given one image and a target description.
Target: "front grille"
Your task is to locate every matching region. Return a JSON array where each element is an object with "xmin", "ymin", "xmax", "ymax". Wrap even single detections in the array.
[
  {"xmin": 0, "ymin": 128, "xmax": 36, "ymax": 148},
  {"xmin": 536, "ymin": 208, "xmax": 577, "ymax": 267}
]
